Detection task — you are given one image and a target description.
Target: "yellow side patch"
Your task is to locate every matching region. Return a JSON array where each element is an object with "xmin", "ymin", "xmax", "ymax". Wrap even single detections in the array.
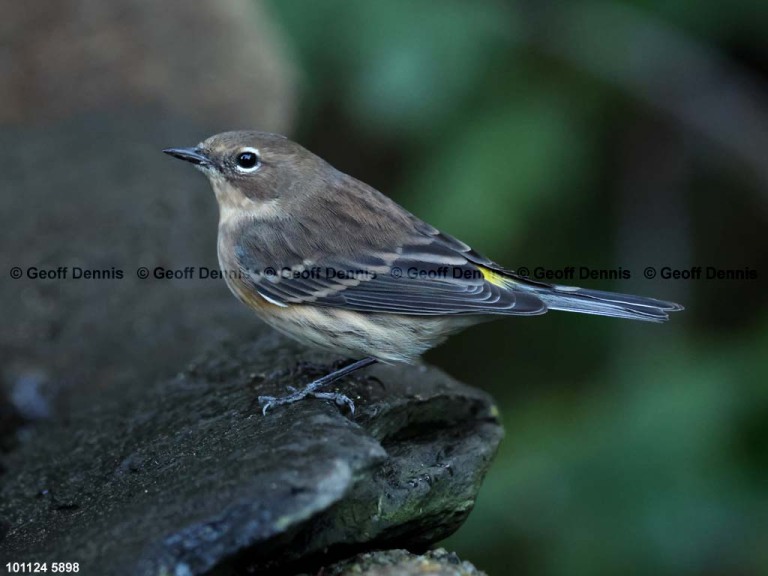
[{"xmin": 478, "ymin": 266, "xmax": 510, "ymax": 288}]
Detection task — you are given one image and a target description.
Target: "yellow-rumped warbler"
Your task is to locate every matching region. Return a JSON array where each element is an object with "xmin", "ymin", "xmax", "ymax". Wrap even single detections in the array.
[{"xmin": 164, "ymin": 131, "xmax": 682, "ymax": 414}]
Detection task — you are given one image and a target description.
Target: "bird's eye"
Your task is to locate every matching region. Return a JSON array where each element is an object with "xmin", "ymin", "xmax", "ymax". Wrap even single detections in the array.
[{"xmin": 234, "ymin": 148, "xmax": 261, "ymax": 173}]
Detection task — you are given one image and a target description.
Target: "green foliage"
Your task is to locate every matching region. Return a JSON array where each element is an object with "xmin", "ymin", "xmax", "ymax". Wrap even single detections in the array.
[
  {"xmin": 448, "ymin": 331, "xmax": 768, "ymax": 575},
  {"xmin": 270, "ymin": 0, "xmax": 514, "ymax": 138},
  {"xmin": 403, "ymin": 88, "xmax": 597, "ymax": 247}
]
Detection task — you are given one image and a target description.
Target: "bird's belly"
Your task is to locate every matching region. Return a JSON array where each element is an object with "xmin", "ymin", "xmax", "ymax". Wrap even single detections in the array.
[
  {"xmin": 223, "ymin": 274, "xmax": 472, "ymax": 362},
  {"xmin": 252, "ymin": 304, "xmax": 474, "ymax": 363}
]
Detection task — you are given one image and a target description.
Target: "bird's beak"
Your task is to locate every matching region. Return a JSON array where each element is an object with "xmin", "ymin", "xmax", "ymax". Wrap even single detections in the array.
[{"xmin": 162, "ymin": 147, "xmax": 212, "ymax": 167}]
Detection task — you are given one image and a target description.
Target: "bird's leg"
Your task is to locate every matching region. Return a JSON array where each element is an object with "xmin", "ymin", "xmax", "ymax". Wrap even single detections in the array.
[{"xmin": 258, "ymin": 357, "xmax": 378, "ymax": 415}]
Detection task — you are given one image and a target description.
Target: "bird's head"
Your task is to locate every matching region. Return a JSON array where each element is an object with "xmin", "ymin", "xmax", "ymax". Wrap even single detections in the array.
[{"xmin": 164, "ymin": 131, "xmax": 329, "ymax": 219}]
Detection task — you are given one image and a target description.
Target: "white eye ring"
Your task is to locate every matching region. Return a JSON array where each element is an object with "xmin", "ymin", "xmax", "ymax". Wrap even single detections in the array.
[{"xmin": 234, "ymin": 147, "xmax": 261, "ymax": 173}]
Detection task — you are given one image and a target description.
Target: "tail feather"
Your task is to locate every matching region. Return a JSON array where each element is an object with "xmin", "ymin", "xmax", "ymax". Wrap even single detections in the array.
[{"xmin": 531, "ymin": 284, "xmax": 683, "ymax": 323}]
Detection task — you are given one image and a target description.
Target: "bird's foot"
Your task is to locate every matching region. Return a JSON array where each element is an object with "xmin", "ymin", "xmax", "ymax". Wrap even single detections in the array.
[
  {"xmin": 257, "ymin": 357, "xmax": 377, "ymax": 416},
  {"xmin": 258, "ymin": 385, "xmax": 355, "ymax": 416}
]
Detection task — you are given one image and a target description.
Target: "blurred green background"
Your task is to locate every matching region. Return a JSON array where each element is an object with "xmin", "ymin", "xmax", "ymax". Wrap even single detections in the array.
[{"xmin": 264, "ymin": 1, "xmax": 768, "ymax": 574}]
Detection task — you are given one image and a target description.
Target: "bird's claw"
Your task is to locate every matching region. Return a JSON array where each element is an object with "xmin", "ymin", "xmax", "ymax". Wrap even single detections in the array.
[
  {"xmin": 257, "ymin": 394, "xmax": 303, "ymax": 416},
  {"xmin": 308, "ymin": 391, "xmax": 355, "ymax": 414},
  {"xmin": 257, "ymin": 395, "xmax": 277, "ymax": 416}
]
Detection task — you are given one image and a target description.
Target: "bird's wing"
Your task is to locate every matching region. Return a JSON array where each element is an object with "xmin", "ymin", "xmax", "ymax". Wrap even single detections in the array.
[{"xmin": 234, "ymin": 220, "xmax": 547, "ymax": 316}]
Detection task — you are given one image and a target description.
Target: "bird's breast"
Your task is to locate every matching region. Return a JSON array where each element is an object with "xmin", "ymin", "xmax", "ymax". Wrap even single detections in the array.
[{"xmin": 216, "ymin": 226, "xmax": 278, "ymax": 313}]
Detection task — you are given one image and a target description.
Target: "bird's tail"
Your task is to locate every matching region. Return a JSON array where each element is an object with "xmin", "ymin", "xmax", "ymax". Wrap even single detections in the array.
[{"xmin": 528, "ymin": 283, "xmax": 683, "ymax": 323}]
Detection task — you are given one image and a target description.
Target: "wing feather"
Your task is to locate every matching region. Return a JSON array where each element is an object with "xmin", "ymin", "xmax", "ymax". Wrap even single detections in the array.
[{"xmin": 234, "ymin": 222, "xmax": 547, "ymax": 316}]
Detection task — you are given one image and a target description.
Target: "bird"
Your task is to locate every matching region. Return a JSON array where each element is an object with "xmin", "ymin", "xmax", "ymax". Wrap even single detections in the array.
[{"xmin": 163, "ymin": 131, "xmax": 683, "ymax": 414}]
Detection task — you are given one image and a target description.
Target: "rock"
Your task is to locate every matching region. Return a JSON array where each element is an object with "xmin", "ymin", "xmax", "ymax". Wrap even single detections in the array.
[
  {"xmin": 0, "ymin": 0, "xmax": 296, "ymax": 442},
  {"xmin": 309, "ymin": 548, "xmax": 487, "ymax": 576},
  {"xmin": 0, "ymin": 334, "xmax": 502, "ymax": 575},
  {"xmin": 0, "ymin": 114, "xmax": 258, "ymax": 419}
]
